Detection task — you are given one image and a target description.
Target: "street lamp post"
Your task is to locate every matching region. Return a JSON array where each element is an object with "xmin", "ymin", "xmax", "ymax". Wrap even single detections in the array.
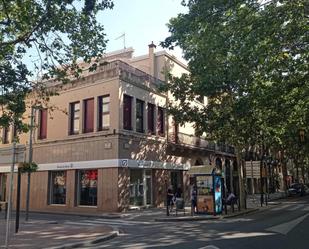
[{"xmin": 298, "ymin": 128, "xmax": 305, "ymax": 183}]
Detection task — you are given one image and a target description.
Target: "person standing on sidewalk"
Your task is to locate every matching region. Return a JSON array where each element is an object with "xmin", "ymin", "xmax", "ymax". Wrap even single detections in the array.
[
  {"xmin": 166, "ymin": 186, "xmax": 174, "ymax": 216},
  {"xmin": 191, "ymin": 185, "xmax": 198, "ymax": 215}
]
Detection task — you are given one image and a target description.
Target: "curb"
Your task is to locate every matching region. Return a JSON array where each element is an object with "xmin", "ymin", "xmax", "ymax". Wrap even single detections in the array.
[
  {"xmin": 223, "ymin": 208, "xmax": 259, "ymax": 218},
  {"xmin": 154, "ymin": 216, "xmax": 220, "ymax": 222},
  {"xmin": 46, "ymin": 230, "xmax": 119, "ymax": 249},
  {"xmin": 154, "ymin": 208, "xmax": 261, "ymax": 222}
]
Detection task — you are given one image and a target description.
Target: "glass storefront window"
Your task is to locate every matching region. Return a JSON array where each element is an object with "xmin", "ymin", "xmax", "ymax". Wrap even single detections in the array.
[
  {"xmin": 78, "ymin": 169, "xmax": 98, "ymax": 206},
  {"xmin": 50, "ymin": 171, "xmax": 66, "ymax": 205},
  {"xmin": 0, "ymin": 174, "xmax": 7, "ymax": 202},
  {"xmin": 129, "ymin": 170, "xmax": 144, "ymax": 206}
]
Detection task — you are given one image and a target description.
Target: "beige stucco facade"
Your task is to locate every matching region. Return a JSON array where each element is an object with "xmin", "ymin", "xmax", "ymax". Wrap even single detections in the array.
[{"xmin": 0, "ymin": 44, "xmax": 236, "ymax": 213}]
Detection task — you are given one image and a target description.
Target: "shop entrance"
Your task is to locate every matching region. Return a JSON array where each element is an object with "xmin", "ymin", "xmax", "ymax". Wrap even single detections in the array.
[{"xmin": 129, "ymin": 169, "xmax": 152, "ymax": 206}]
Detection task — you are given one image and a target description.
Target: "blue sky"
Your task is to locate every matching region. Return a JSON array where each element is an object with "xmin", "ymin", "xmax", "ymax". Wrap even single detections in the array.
[{"xmin": 99, "ymin": 0, "xmax": 187, "ymax": 59}]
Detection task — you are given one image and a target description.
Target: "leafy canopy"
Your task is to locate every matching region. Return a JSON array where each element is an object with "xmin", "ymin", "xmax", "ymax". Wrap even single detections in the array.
[
  {"xmin": 0, "ymin": 0, "xmax": 113, "ymax": 134},
  {"xmin": 162, "ymin": 0, "xmax": 308, "ymax": 153}
]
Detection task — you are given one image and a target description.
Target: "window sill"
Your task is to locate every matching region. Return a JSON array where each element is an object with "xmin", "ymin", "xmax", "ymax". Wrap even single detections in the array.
[
  {"xmin": 49, "ymin": 204, "xmax": 66, "ymax": 206},
  {"xmin": 77, "ymin": 205, "xmax": 98, "ymax": 208}
]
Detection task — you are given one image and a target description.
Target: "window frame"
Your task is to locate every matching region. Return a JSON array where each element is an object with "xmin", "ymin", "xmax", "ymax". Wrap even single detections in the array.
[
  {"xmin": 98, "ymin": 95, "xmax": 110, "ymax": 131},
  {"xmin": 77, "ymin": 169, "xmax": 98, "ymax": 207},
  {"xmin": 69, "ymin": 101, "xmax": 80, "ymax": 135},
  {"xmin": 49, "ymin": 171, "xmax": 67, "ymax": 205},
  {"xmin": 136, "ymin": 99, "xmax": 144, "ymax": 133}
]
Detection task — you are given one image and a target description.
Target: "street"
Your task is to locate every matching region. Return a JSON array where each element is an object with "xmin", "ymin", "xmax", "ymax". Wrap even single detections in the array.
[
  {"xmin": 79, "ymin": 196, "xmax": 309, "ymax": 249},
  {"xmin": 1, "ymin": 196, "xmax": 308, "ymax": 249}
]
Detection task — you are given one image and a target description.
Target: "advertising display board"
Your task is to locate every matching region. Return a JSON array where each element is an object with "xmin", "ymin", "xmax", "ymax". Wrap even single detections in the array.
[{"xmin": 214, "ymin": 175, "xmax": 222, "ymax": 214}]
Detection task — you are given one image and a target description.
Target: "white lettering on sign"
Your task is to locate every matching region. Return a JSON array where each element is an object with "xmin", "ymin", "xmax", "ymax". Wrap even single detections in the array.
[{"xmin": 56, "ymin": 163, "xmax": 73, "ymax": 169}]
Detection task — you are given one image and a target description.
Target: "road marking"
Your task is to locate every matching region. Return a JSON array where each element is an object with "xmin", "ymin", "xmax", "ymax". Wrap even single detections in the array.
[
  {"xmin": 303, "ymin": 205, "xmax": 309, "ymax": 211},
  {"xmin": 198, "ymin": 246, "xmax": 220, "ymax": 249},
  {"xmin": 288, "ymin": 204, "xmax": 305, "ymax": 211},
  {"xmin": 266, "ymin": 213, "xmax": 309, "ymax": 235},
  {"xmin": 271, "ymin": 204, "xmax": 291, "ymax": 211}
]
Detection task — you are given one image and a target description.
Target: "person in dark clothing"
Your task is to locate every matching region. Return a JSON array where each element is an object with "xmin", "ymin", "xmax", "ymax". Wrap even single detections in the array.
[
  {"xmin": 175, "ymin": 185, "xmax": 182, "ymax": 198},
  {"xmin": 166, "ymin": 186, "xmax": 174, "ymax": 215},
  {"xmin": 191, "ymin": 185, "xmax": 197, "ymax": 215}
]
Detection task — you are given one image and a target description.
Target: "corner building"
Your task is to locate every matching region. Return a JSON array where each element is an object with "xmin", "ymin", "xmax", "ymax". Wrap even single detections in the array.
[{"xmin": 0, "ymin": 44, "xmax": 236, "ymax": 213}]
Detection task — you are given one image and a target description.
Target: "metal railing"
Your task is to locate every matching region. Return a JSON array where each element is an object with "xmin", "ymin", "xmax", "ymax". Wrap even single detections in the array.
[{"xmin": 168, "ymin": 132, "xmax": 235, "ymax": 154}]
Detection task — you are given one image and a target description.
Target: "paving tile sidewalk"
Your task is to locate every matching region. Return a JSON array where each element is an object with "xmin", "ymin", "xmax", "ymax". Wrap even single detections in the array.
[{"xmin": 0, "ymin": 218, "xmax": 116, "ymax": 249}]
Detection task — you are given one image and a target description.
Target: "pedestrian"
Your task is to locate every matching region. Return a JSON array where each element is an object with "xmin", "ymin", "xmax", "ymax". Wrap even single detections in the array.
[
  {"xmin": 191, "ymin": 185, "xmax": 197, "ymax": 215},
  {"xmin": 175, "ymin": 185, "xmax": 182, "ymax": 198},
  {"xmin": 166, "ymin": 186, "xmax": 174, "ymax": 215}
]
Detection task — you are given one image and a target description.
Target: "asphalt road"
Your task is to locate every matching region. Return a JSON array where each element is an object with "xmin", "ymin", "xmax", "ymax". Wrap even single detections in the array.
[
  {"xmin": 79, "ymin": 196, "xmax": 309, "ymax": 249},
  {"xmin": 1, "ymin": 196, "xmax": 308, "ymax": 249}
]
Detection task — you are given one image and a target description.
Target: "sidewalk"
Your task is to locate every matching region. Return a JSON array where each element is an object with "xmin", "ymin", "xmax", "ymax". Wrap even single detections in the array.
[{"xmin": 0, "ymin": 216, "xmax": 116, "ymax": 249}]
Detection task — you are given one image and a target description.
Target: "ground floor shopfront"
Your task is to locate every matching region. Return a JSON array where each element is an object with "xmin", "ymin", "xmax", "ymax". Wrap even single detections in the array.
[{"xmin": 0, "ymin": 159, "xmax": 188, "ymax": 213}]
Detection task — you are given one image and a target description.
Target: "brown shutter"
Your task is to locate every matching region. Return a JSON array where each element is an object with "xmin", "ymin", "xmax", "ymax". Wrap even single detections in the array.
[
  {"xmin": 147, "ymin": 103, "xmax": 154, "ymax": 134},
  {"xmin": 84, "ymin": 98, "xmax": 94, "ymax": 133},
  {"xmin": 39, "ymin": 109, "xmax": 47, "ymax": 139},
  {"xmin": 157, "ymin": 107, "xmax": 165, "ymax": 136},
  {"xmin": 123, "ymin": 95, "xmax": 132, "ymax": 130}
]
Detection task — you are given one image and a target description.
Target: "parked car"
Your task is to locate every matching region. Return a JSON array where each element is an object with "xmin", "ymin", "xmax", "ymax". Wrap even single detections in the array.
[{"xmin": 288, "ymin": 183, "xmax": 308, "ymax": 196}]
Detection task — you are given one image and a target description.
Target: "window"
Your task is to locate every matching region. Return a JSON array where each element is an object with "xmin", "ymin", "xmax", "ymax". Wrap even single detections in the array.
[
  {"xmin": 78, "ymin": 169, "xmax": 98, "ymax": 206},
  {"xmin": 123, "ymin": 95, "xmax": 132, "ymax": 130},
  {"xmin": 2, "ymin": 126, "xmax": 10, "ymax": 144},
  {"xmin": 83, "ymin": 98, "xmax": 94, "ymax": 133},
  {"xmin": 136, "ymin": 99, "xmax": 144, "ymax": 133},
  {"xmin": 98, "ymin": 95, "xmax": 110, "ymax": 130},
  {"xmin": 69, "ymin": 102, "xmax": 80, "ymax": 135},
  {"xmin": 49, "ymin": 171, "xmax": 66, "ymax": 205},
  {"xmin": 157, "ymin": 107, "xmax": 165, "ymax": 136},
  {"xmin": 147, "ymin": 103, "xmax": 155, "ymax": 134},
  {"xmin": 0, "ymin": 174, "xmax": 7, "ymax": 201},
  {"xmin": 38, "ymin": 109, "xmax": 48, "ymax": 139}
]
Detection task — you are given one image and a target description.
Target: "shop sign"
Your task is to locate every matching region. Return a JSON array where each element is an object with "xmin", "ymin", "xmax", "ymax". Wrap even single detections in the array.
[{"xmin": 121, "ymin": 159, "xmax": 128, "ymax": 167}]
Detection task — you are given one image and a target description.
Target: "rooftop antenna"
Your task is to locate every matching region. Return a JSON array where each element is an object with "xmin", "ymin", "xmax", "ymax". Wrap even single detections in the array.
[{"xmin": 115, "ymin": 32, "xmax": 126, "ymax": 49}]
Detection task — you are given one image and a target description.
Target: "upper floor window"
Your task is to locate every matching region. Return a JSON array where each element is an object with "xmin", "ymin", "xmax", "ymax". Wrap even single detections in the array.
[
  {"xmin": 147, "ymin": 103, "xmax": 155, "ymax": 135},
  {"xmin": 38, "ymin": 109, "xmax": 48, "ymax": 139},
  {"xmin": 2, "ymin": 126, "xmax": 10, "ymax": 144},
  {"xmin": 136, "ymin": 99, "xmax": 144, "ymax": 133},
  {"xmin": 157, "ymin": 107, "xmax": 165, "ymax": 136},
  {"xmin": 83, "ymin": 98, "xmax": 94, "ymax": 133},
  {"xmin": 98, "ymin": 95, "xmax": 110, "ymax": 131},
  {"xmin": 123, "ymin": 95, "xmax": 132, "ymax": 130},
  {"xmin": 69, "ymin": 102, "xmax": 80, "ymax": 135}
]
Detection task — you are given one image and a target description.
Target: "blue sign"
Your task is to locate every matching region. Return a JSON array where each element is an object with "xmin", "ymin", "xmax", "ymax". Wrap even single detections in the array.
[{"xmin": 214, "ymin": 175, "xmax": 222, "ymax": 214}]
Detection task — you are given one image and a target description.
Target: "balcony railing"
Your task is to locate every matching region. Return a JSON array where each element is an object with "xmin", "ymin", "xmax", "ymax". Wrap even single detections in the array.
[{"xmin": 169, "ymin": 132, "xmax": 235, "ymax": 154}]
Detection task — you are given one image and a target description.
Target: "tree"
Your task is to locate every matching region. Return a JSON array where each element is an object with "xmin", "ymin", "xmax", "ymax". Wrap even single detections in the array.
[
  {"xmin": 162, "ymin": 0, "xmax": 308, "ymax": 206},
  {"xmin": 0, "ymin": 0, "xmax": 114, "ymax": 134}
]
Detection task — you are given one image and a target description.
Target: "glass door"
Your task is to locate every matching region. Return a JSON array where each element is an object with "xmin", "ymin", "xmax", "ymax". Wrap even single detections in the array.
[{"xmin": 144, "ymin": 170, "xmax": 152, "ymax": 206}]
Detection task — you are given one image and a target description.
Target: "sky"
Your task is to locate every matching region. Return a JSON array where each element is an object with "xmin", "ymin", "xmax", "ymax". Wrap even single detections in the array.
[{"xmin": 98, "ymin": 0, "xmax": 187, "ymax": 60}]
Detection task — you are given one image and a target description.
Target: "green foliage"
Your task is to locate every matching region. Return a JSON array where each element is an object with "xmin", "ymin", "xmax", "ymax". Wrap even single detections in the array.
[
  {"xmin": 0, "ymin": 0, "xmax": 113, "ymax": 133},
  {"xmin": 19, "ymin": 162, "xmax": 38, "ymax": 173},
  {"xmin": 162, "ymin": 0, "xmax": 308, "ymax": 155}
]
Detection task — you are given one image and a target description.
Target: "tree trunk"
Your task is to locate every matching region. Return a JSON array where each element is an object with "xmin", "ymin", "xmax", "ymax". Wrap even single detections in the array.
[{"xmin": 236, "ymin": 148, "xmax": 245, "ymax": 209}]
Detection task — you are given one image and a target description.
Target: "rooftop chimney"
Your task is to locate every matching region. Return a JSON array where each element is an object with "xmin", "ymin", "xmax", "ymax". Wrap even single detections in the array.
[{"xmin": 148, "ymin": 41, "xmax": 156, "ymax": 77}]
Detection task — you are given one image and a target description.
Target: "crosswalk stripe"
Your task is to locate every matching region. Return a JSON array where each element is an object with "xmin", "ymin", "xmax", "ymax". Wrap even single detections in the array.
[
  {"xmin": 272, "ymin": 204, "xmax": 291, "ymax": 211},
  {"xmin": 303, "ymin": 206, "xmax": 309, "ymax": 211},
  {"xmin": 288, "ymin": 204, "xmax": 305, "ymax": 211}
]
